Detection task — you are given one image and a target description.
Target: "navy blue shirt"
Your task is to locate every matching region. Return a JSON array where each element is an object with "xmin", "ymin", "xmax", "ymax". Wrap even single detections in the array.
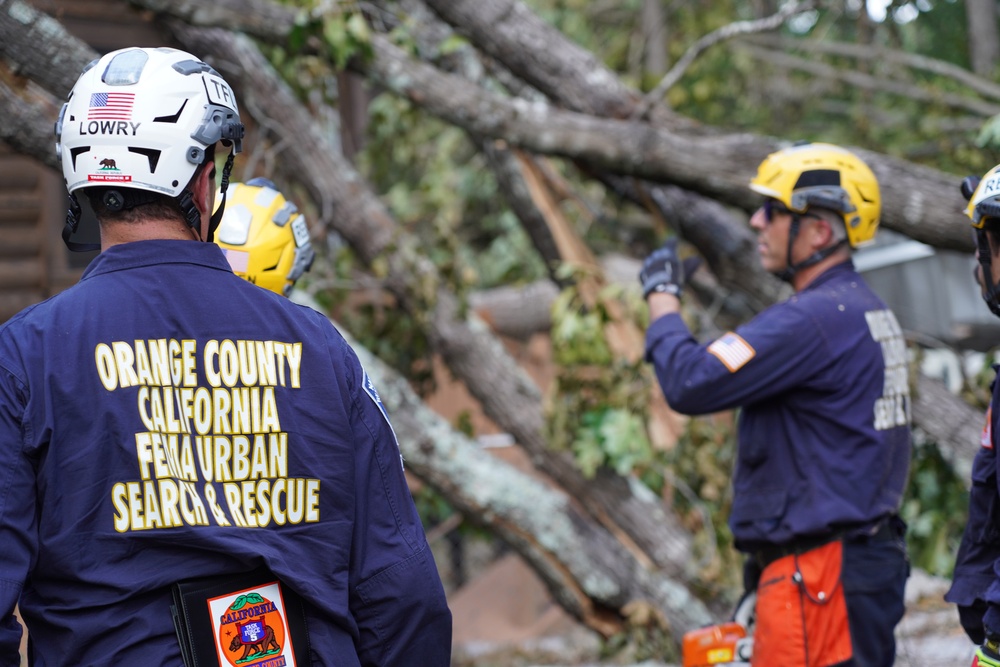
[
  {"xmin": 646, "ymin": 261, "xmax": 911, "ymax": 548},
  {"xmin": 946, "ymin": 368, "xmax": 1000, "ymax": 625},
  {"xmin": 0, "ymin": 240, "xmax": 451, "ymax": 665}
]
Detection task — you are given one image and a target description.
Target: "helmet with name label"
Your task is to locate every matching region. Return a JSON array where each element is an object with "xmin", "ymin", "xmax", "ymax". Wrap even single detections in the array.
[
  {"xmin": 214, "ymin": 178, "xmax": 315, "ymax": 296},
  {"xmin": 55, "ymin": 47, "xmax": 244, "ymax": 249},
  {"xmin": 56, "ymin": 46, "xmax": 243, "ymax": 200},
  {"xmin": 749, "ymin": 143, "xmax": 880, "ymax": 248}
]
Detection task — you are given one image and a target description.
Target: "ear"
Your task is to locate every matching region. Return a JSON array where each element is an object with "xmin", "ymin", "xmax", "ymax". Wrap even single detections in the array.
[
  {"xmin": 803, "ymin": 214, "xmax": 835, "ymax": 250},
  {"xmin": 190, "ymin": 161, "xmax": 217, "ymax": 239},
  {"xmin": 192, "ymin": 162, "xmax": 217, "ymax": 212}
]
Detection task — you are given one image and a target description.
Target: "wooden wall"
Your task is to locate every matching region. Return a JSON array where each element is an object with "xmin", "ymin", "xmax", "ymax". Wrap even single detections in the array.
[{"xmin": 0, "ymin": 0, "xmax": 170, "ymax": 323}]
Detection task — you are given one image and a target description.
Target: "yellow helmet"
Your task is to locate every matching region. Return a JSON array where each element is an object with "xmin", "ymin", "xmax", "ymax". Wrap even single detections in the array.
[
  {"xmin": 214, "ymin": 178, "xmax": 315, "ymax": 296},
  {"xmin": 749, "ymin": 143, "xmax": 880, "ymax": 248},
  {"xmin": 965, "ymin": 165, "xmax": 1000, "ymax": 229}
]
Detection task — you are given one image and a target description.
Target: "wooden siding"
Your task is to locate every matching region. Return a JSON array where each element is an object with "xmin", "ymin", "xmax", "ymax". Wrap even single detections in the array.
[{"xmin": 0, "ymin": 1, "xmax": 167, "ymax": 323}]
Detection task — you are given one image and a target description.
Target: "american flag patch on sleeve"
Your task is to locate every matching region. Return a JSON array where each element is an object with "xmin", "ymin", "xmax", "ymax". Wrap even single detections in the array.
[{"xmin": 707, "ymin": 332, "xmax": 756, "ymax": 372}]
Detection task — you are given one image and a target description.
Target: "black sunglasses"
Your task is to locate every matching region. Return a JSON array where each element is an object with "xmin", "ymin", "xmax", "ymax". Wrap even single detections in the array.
[
  {"xmin": 762, "ymin": 199, "xmax": 789, "ymax": 223},
  {"xmin": 761, "ymin": 199, "xmax": 823, "ymax": 224}
]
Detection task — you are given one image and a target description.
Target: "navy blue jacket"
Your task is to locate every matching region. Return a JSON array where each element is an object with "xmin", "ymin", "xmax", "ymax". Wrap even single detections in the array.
[
  {"xmin": 0, "ymin": 241, "xmax": 451, "ymax": 666},
  {"xmin": 946, "ymin": 368, "xmax": 1000, "ymax": 628},
  {"xmin": 646, "ymin": 261, "xmax": 911, "ymax": 549}
]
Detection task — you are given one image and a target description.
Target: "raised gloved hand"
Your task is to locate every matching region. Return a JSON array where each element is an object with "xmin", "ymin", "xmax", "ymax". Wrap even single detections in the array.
[{"xmin": 639, "ymin": 239, "xmax": 701, "ymax": 299}]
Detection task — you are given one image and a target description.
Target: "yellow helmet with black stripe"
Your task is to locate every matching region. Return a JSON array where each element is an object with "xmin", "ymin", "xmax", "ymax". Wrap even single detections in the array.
[
  {"xmin": 214, "ymin": 178, "xmax": 315, "ymax": 296},
  {"xmin": 749, "ymin": 142, "xmax": 880, "ymax": 248}
]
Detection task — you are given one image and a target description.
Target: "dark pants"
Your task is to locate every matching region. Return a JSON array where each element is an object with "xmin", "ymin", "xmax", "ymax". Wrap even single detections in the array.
[{"xmin": 836, "ymin": 533, "xmax": 910, "ymax": 667}]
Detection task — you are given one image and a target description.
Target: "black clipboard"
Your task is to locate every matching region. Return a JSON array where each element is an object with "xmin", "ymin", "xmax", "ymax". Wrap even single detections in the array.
[{"xmin": 171, "ymin": 566, "xmax": 311, "ymax": 667}]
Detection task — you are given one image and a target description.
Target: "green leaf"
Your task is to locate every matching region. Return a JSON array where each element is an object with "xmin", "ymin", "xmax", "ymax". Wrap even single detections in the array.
[
  {"xmin": 322, "ymin": 15, "xmax": 351, "ymax": 69},
  {"xmin": 439, "ymin": 35, "xmax": 469, "ymax": 56},
  {"xmin": 978, "ymin": 115, "xmax": 1000, "ymax": 149},
  {"xmin": 345, "ymin": 12, "xmax": 371, "ymax": 44}
]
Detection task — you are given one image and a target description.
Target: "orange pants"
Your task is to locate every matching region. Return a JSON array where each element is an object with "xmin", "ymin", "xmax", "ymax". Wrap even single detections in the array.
[{"xmin": 751, "ymin": 541, "xmax": 852, "ymax": 667}]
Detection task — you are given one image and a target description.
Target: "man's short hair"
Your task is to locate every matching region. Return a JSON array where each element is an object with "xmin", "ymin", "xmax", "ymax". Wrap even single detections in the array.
[
  {"xmin": 809, "ymin": 207, "xmax": 849, "ymax": 245},
  {"xmin": 90, "ymin": 145, "xmax": 216, "ymax": 226}
]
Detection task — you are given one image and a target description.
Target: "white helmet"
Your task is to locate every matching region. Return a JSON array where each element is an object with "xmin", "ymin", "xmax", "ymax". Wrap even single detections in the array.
[{"xmin": 55, "ymin": 47, "xmax": 244, "ymax": 248}]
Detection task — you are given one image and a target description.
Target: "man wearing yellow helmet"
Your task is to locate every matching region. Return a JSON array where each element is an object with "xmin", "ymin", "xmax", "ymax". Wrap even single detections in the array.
[
  {"xmin": 946, "ymin": 166, "xmax": 1000, "ymax": 667},
  {"xmin": 640, "ymin": 143, "xmax": 910, "ymax": 666},
  {"xmin": 214, "ymin": 178, "xmax": 316, "ymax": 296}
]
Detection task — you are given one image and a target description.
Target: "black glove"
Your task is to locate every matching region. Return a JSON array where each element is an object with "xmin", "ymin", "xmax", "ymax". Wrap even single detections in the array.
[
  {"xmin": 639, "ymin": 239, "xmax": 701, "ymax": 299},
  {"xmin": 960, "ymin": 600, "xmax": 988, "ymax": 644}
]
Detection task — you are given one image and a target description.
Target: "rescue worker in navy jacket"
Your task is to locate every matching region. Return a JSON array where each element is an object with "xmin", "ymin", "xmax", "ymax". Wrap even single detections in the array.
[
  {"xmin": 945, "ymin": 165, "xmax": 1000, "ymax": 667},
  {"xmin": 640, "ymin": 143, "xmax": 910, "ymax": 666},
  {"xmin": 0, "ymin": 47, "xmax": 451, "ymax": 666}
]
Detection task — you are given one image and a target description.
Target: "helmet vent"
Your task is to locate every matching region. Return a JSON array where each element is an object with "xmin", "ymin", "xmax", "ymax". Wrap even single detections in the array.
[
  {"xmin": 69, "ymin": 146, "xmax": 89, "ymax": 170},
  {"xmin": 153, "ymin": 99, "xmax": 188, "ymax": 124},
  {"xmin": 128, "ymin": 147, "xmax": 161, "ymax": 173},
  {"xmin": 855, "ymin": 186, "xmax": 876, "ymax": 203},
  {"xmin": 102, "ymin": 50, "xmax": 148, "ymax": 85},
  {"xmin": 794, "ymin": 169, "xmax": 840, "ymax": 189}
]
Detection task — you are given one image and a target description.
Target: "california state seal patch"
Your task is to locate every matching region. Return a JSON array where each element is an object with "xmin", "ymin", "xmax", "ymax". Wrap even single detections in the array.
[{"xmin": 208, "ymin": 581, "xmax": 298, "ymax": 666}]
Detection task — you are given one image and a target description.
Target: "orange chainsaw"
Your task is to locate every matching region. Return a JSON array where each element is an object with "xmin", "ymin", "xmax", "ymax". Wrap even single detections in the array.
[{"xmin": 682, "ymin": 591, "xmax": 755, "ymax": 667}]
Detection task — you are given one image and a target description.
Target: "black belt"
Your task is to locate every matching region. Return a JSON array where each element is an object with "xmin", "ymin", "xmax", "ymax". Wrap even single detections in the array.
[{"xmin": 753, "ymin": 517, "xmax": 898, "ymax": 570}]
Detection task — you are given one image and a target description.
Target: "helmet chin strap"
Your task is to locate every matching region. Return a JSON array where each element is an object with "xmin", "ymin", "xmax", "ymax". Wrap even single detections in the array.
[
  {"xmin": 976, "ymin": 228, "xmax": 1000, "ymax": 317},
  {"xmin": 773, "ymin": 213, "xmax": 847, "ymax": 283},
  {"xmin": 177, "ymin": 149, "xmax": 237, "ymax": 242},
  {"xmin": 207, "ymin": 150, "xmax": 236, "ymax": 243},
  {"xmin": 62, "ymin": 193, "xmax": 98, "ymax": 252}
]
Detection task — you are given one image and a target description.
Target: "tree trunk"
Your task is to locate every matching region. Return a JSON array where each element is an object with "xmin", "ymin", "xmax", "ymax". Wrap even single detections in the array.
[
  {"xmin": 966, "ymin": 0, "xmax": 1000, "ymax": 77},
  {"xmin": 642, "ymin": 0, "xmax": 668, "ymax": 78},
  {"xmin": 913, "ymin": 374, "xmax": 983, "ymax": 486}
]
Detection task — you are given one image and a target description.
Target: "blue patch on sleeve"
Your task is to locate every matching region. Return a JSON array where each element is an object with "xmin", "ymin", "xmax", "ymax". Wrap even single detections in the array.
[{"xmin": 361, "ymin": 366, "xmax": 403, "ymax": 469}]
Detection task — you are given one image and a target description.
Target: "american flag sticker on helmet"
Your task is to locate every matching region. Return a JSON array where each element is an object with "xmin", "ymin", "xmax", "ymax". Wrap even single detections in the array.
[{"xmin": 707, "ymin": 333, "xmax": 756, "ymax": 372}]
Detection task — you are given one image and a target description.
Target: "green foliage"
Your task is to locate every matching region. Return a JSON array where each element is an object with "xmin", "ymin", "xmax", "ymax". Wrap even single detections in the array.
[
  {"xmin": 901, "ymin": 432, "xmax": 969, "ymax": 577},
  {"xmin": 894, "ymin": 0, "xmax": 970, "ymax": 69},
  {"xmin": 546, "ymin": 275, "xmax": 741, "ymax": 603},
  {"xmin": 979, "ymin": 115, "xmax": 1000, "ymax": 150},
  {"xmin": 546, "ymin": 276, "xmax": 659, "ymax": 479},
  {"xmin": 571, "ymin": 407, "xmax": 652, "ymax": 477},
  {"xmin": 960, "ymin": 349, "xmax": 998, "ymax": 410},
  {"xmin": 341, "ymin": 295, "xmax": 437, "ymax": 394},
  {"xmin": 322, "ymin": 12, "xmax": 373, "ymax": 69},
  {"xmin": 282, "ymin": 1, "xmax": 374, "ymax": 69},
  {"xmin": 412, "ymin": 483, "xmax": 455, "ymax": 525},
  {"xmin": 360, "ymin": 94, "xmax": 545, "ymax": 291}
]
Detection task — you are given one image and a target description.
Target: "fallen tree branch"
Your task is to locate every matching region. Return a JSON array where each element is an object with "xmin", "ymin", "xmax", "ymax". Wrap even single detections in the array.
[
  {"xmin": 735, "ymin": 42, "xmax": 1000, "ymax": 118},
  {"xmin": 636, "ymin": 0, "xmax": 815, "ymax": 119}
]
